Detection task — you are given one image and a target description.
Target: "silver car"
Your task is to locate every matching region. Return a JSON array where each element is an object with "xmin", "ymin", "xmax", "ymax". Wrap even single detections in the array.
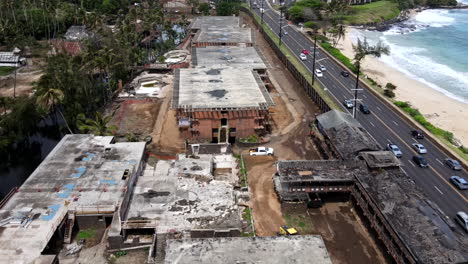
[
  {"xmin": 445, "ymin": 158, "xmax": 462, "ymax": 171},
  {"xmin": 412, "ymin": 143, "xmax": 427, "ymax": 154},
  {"xmin": 455, "ymin": 212, "xmax": 468, "ymax": 232},
  {"xmin": 386, "ymin": 143, "xmax": 402, "ymax": 158},
  {"xmin": 450, "ymin": 176, "xmax": 468, "ymax": 190}
]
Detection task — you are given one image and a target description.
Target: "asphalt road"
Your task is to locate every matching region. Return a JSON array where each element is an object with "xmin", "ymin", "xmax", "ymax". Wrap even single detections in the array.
[{"xmin": 250, "ymin": 3, "xmax": 468, "ymax": 223}]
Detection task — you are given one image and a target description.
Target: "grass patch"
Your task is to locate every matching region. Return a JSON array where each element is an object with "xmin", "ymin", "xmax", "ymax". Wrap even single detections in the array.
[
  {"xmin": 243, "ymin": 4, "xmax": 339, "ymax": 110},
  {"xmin": 394, "ymin": 101, "xmax": 468, "ymax": 161},
  {"xmin": 241, "ymin": 231, "xmax": 255, "ymax": 237},
  {"xmin": 0, "ymin": 67, "xmax": 15, "ymax": 76},
  {"xmin": 344, "ymin": 1, "xmax": 400, "ymax": 25},
  {"xmin": 242, "ymin": 207, "xmax": 252, "ymax": 222},
  {"xmin": 320, "ymin": 42, "xmax": 356, "ymax": 73},
  {"xmin": 234, "ymin": 154, "xmax": 247, "ymax": 187},
  {"xmin": 283, "ymin": 212, "xmax": 313, "ymax": 234},
  {"xmin": 77, "ymin": 228, "xmax": 97, "ymax": 240}
]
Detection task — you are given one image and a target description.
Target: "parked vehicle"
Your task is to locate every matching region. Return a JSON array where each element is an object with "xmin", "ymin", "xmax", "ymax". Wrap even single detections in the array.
[
  {"xmin": 319, "ymin": 65, "xmax": 326, "ymax": 71},
  {"xmin": 343, "ymin": 99, "xmax": 353, "ymax": 109},
  {"xmin": 445, "ymin": 158, "xmax": 462, "ymax": 171},
  {"xmin": 455, "ymin": 212, "xmax": 468, "ymax": 232},
  {"xmin": 386, "ymin": 143, "xmax": 402, "ymax": 158},
  {"xmin": 249, "ymin": 147, "xmax": 274, "ymax": 156},
  {"xmin": 411, "ymin": 130, "xmax": 424, "ymax": 139},
  {"xmin": 299, "ymin": 53, "xmax": 307, "ymax": 61},
  {"xmin": 278, "ymin": 225, "xmax": 298, "ymax": 236},
  {"xmin": 341, "ymin": 71, "xmax": 349, "ymax": 77},
  {"xmin": 413, "ymin": 155, "xmax": 429, "ymax": 168},
  {"xmin": 449, "ymin": 176, "xmax": 468, "ymax": 190},
  {"xmin": 412, "ymin": 143, "xmax": 427, "ymax": 154},
  {"xmin": 359, "ymin": 104, "xmax": 370, "ymax": 114},
  {"xmin": 315, "ymin": 69, "xmax": 323, "ymax": 77}
]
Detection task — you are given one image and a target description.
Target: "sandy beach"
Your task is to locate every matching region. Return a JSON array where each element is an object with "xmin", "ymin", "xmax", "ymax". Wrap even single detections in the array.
[{"xmin": 336, "ymin": 27, "xmax": 468, "ymax": 146}]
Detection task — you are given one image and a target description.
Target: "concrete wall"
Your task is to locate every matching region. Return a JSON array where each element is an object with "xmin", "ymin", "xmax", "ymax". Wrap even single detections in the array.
[
  {"xmin": 190, "ymin": 228, "xmax": 241, "ymax": 238},
  {"xmin": 76, "ymin": 215, "xmax": 108, "ymax": 230}
]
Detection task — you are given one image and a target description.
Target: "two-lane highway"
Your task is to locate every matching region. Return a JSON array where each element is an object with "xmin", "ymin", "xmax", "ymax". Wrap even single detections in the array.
[{"xmin": 250, "ymin": 3, "xmax": 468, "ymax": 221}]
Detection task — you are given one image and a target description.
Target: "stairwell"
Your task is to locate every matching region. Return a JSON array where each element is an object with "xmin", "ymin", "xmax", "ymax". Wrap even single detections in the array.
[
  {"xmin": 154, "ymin": 233, "xmax": 167, "ymax": 264},
  {"xmin": 63, "ymin": 213, "xmax": 75, "ymax": 244}
]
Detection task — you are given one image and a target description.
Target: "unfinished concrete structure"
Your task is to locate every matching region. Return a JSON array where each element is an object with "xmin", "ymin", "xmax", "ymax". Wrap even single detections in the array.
[
  {"xmin": 316, "ymin": 110, "xmax": 381, "ymax": 159},
  {"xmin": 164, "ymin": 236, "xmax": 332, "ymax": 264},
  {"xmin": 192, "ymin": 46, "xmax": 266, "ymax": 71},
  {"xmin": 190, "ymin": 16, "xmax": 253, "ymax": 47},
  {"xmin": 0, "ymin": 135, "xmax": 146, "ymax": 264},
  {"xmin": 273, "ymin": 109, "xmax": 468, "ymax": 263},
  {"xmin": 172, "ymin": 67, "xmax": 274, "ymax": 143}
]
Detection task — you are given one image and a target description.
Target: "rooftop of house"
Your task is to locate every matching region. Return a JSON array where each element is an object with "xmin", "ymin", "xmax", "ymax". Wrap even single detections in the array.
[
  {"xmin": 193, "ymin": 46, "xmax": 266, "ymax": 69},
  {"xmin": 316, "ymin": 110, "xmax": 381, "ymax": 159},
  {"xmin": 172, "ymin": 68, "xmax": 274, "ymax": 111},
  {"xmin": 64, "ymin": 25, "xmax": 91, "ymax": 41},
  {"xmin": 124, "ymin": 154, "xmax": 241, "ymax": 232},
  {"xmin": 0, "ymin": 135, "xmax": 146, "ymax": 264},
  {"xmin": 164, "ymin": 236, "xmax": 332, "ymax": 264}
]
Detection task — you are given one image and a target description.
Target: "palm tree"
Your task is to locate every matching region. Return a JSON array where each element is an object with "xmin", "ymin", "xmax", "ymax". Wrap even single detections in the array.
[
  {"xmin": 36, "ymin": 86, "xmax": 73, "ymax": 134},
  {"xmin": 77, "ymin": 112, "xmax": 117, "ymax": 136},
  {"xmin": 351, "ymin": 37, "xmax": 390, "ymax": 118}
]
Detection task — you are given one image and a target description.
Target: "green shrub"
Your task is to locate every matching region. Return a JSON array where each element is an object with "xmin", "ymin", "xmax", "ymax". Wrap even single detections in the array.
[
  {"xmin": 383, "ymin": 89, "xmax": 395, "ymax": 98},
  {"xmin": 385, "ymin": 82, "xmax": 397, "ymax": 90},
  {"xmin": 77, "ymin": 228, "xmax": 96, "ymax": 239},
  {"xmin": 115, "ymin": 251, "xmax": 127, "ymax": 258},
  {"xmin": 304, "ymin": 21, "xmax": 318, "ymax": 31},
  {"xmin": 459, "ymin": 146, "xmax": 468, "ymax": 154}
]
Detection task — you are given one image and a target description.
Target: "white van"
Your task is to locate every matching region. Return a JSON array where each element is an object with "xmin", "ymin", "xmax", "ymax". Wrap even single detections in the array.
[{"xmin": 455, "ymin": 212, "xmax": 468, "ymax": 232}]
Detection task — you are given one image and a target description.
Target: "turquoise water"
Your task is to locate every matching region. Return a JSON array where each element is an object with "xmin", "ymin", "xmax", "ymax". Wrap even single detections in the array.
[{"xmin": 352, "ymin": 8, "xmax": 468, "ymax": 104}]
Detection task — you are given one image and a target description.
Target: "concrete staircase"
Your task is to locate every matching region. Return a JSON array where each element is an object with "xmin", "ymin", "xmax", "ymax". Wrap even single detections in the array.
[
  {"xmin": 63, "ymin": 213, "xmax": 75, "ymax": 244},
  {"xmin": 154, "ymin": 233, "xmax": 167, "ymax": 264}
]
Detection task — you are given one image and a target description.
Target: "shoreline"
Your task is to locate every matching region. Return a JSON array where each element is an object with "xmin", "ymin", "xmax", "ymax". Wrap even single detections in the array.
[{"xmin": 336, "ymin": 27, "xmax": 468, "ymax": 146}]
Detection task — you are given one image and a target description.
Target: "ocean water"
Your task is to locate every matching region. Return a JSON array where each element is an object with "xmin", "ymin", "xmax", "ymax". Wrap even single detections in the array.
[{"xmin": 350, "ymin": 8, "xmax": 468, "ymax": 104}]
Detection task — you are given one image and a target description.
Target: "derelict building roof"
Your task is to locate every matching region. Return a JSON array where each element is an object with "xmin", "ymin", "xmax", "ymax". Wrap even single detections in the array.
[
  {"xmin": 0, "ymin": 134, "xmax": 146, "ymax": 264},
  {"xmin": 276, "ymin": 160, "xmax": 362, "ymax": 183},
  {"xmin": 356, "ymin": 169, "xmax": 468, "ymax": 264},
  {"xmin": 164, "ymin": 236, "xmax": 332, "ymax": 264},
  {"xmin": 316, "ymin": 110, "xmax": 381, "ymax": 159},
  {"xmin": 172, "ymin": 67, "xmax": 274, "ymax": 111},
  {"xmin": 190, "ymin": 16, "xmax": 241, "ymax": 31},
  {"xmin": 190, "ymin": 16, "xmax": 252, "ymax": 45},
  {"xmin": 192, "ymin": 46, "xmax": 266, "ymax": 69}
]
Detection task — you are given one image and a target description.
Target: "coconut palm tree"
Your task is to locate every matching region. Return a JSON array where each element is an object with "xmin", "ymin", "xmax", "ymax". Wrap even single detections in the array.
[
  {"xmin": 77, "ymin": 112, "xmax": 117, "ymax": 136},
  {"xmin": 36, "ymin": 86, "xmax": 73, "ymax": 134}
]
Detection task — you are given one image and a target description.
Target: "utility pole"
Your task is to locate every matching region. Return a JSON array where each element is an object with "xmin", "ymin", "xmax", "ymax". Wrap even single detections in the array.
[
  {"xmin": 261, "ymin": 0, "xmax": 264, "ymax": 24},
  {"xmin": 352, "ymin": 63, "xmax": 363, "ymax": 119},
  {"xmin": 311, "ymin": 36, "xmax": 317, "ymax": 86},
  {"xmin": 13, "ymin": 67, "xmax": 17, "ymax": 98},
  {"xmin": 279, "ymin": 3, "xmax": 283, "ymax": 46}
]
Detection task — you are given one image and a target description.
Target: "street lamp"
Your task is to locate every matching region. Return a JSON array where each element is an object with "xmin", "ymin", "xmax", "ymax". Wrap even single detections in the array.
[
  {"xmin": 261, "ymin": 0, "xmax": 264, "ymax": 24},
  {"xmin": 352, "ymin": 63, "xmax": 363, "ymax": 119},
  {"xmin": 311, "ymin": 36, "xmax": 317, "ymax": 86}
]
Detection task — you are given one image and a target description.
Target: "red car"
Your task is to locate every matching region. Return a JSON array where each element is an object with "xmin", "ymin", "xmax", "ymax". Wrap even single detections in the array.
[{"xmin": 301, "ymin": 49, "xmax": 309, "ymax": 55}]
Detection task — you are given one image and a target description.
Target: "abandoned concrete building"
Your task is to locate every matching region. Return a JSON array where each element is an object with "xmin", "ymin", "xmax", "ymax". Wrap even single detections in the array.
[
  {"xmin": 315, "ymin": 110, "xmax": 381, "ymax": 159},
  {"xmin": 192, "ymin": 46, "xmax": 266, "ymax": 71},
  {"xmin": 0, "ymin": 134, "xmax": 146, "ymax": 264},
  {"xmin": 273, "ymin": 110, "xmax": 468, "ymax": 263},
  {"xmin": 172, "ymin": 67, "xmax": 274, "ymax": 143},
  {"xmin": 164, "ymin": 236, "xmax": 332, "ymax": 264},
  {"xmin": 190, "ymin": 16, "xmax": 253, "ymax": 47}
]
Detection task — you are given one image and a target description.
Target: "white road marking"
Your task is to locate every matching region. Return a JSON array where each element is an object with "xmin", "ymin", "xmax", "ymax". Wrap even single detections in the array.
[
  {"xmin": 369, "ymin": 121, "xmax": 376, "ymax": 127},
  {"xmin": 386, "ymin": 138, "xmax": 392, "ymax": 143},
  {"xmin": 434, "ymin": 186, "xmax": 444, "ymax": 195},
  {"xmin": 362, "ymin": 94, "xmax": 367, "ymax": 99},
  {"xmin": 392, "ymin": 121, "xmax": 399, "ymax": 126},
  {"xmin": 376, "ymin": 106, "xmax": 382, "ymax": 111},
  {"xmin": 412, "ymin": 138, "xmax": 419, "ymax": 143},
  {"xmin": 409, "ymin": 160, "xmax": 416, "ymax": 167},
  {"xmin": 436, "ymin": 158, "xmax": 443, "ymax": 165},
  {"xmin": 401, "ymin": 168, "xmax": 407, "ymax": 175}
]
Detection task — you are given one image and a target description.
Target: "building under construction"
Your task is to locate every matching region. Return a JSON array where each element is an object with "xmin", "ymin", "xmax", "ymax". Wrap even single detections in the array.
[
  {"xmin": 273, "ymin": 110, "xmax": 468, "ymax": 264},
  {"xmin": 189, "ymin": 16, "xmax": 253, "ymax": 47}
]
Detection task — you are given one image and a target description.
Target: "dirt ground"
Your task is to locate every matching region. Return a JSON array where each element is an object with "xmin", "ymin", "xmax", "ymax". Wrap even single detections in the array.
[
  {"xmin": 109, "ymin": 99, "xmax": 162, "ymax": 137},
  {"xmin": 283, "ymin": 202, "xmax": 389, "ymax": 264}
]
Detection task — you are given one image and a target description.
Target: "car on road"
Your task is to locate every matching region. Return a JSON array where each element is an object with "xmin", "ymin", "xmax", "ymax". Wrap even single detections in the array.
[
  {"xmin": 299, "ymin": 53, "xmax": 307, "ymax": 61},
  {"xmin": 386, "ymin": 143, "xmax": 402, "ymax": 158},
  {"xmin": 455, "ymin": 212, "xmax": 468, "ymax": 232},
  {"xmin": 412, "ymin": 143, "xmax": 427, "ymax": 154},
  {"xmin": 359, "ymin": 104, "xmax": 370, "ymax": 114},
  {"xmin": 249, "ymin": 147, "xmax": 274, "ymax": 156},
  {"xmin": 445, "ymin": 158, "xmax": 462, "ymax": 171},
  {"xmin": 449, "ymin": 176, "xmax": 468, "ymax": 190},
  {"xmin": 411, "ymin": 129, "xmax": 424, "ymax": 139},
  {"xmin": 319, "ymin": 65, "xmax": 326, "ymax": 71},
  {"xmin": 343, "ymin": 99, "xmax": 353, "ymax": 109},
  {"xmin": 413, "ymin": 155, "xmax": 429, "ymax": 168},
  {"xmin": 341, "ymin": 71, "xmax": 349, "ymax": 77},
  {"xmin": 315, "ymin": 69, "xmax": 323, "ymax": 77},
  {"xmin": 301, "ymin": 49, "xmax": 309, "ymax": 55}
]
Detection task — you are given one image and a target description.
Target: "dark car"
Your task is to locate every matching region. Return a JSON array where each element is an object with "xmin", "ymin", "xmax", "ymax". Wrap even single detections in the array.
[
  {"xmin": 413, "ymin": 155, "xmax": 429, "ymax": 168},
  {"xmin": 341, "ymin": 71, "xmax": 350, "ymax": 77},
  {"xmin": 411, "ymin": 130, "xmax": 424, "ymax": 139},
  {"xmin": 445, "ymin": 158, "xmax": 462, "ymax": 171},
  {"xmin": 359, "ymin": 104, "xmax": 370, "ymax": 114}
]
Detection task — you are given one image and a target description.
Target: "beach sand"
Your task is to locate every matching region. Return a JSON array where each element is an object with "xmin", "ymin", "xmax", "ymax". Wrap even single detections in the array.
[{"xmin": 336, "ymin": 27, "xmax": 468, "ymax": 146}]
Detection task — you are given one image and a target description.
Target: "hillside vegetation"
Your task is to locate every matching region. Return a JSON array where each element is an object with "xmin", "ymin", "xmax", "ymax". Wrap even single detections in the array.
[{"xmin": 344, "ymin": 1, "xmax": 400, "ymax": 25}]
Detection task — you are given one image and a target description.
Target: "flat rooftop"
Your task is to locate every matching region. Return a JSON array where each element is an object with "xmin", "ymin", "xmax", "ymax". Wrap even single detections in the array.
[
  {"xmin": 164, "ymin": 236, "xmax": 332, "ymax": 264},
  {"xmin": 126, "ymin": 154, "xmax": 241, "ymax": 232},
  {"xmin": 173, "ymin": 68, "xmax": 274, "ymax": 110},
  {"xmin": 0, "ymin": 135, "xmax": 146, "ymax": 264},
  {"xmin": 193, "ymin": 27, "xmax": 252, "ymax": 44},
  {"xmin": 193, "ymin": 46, "xmax": 266, "ymax": 69},
  {"xmin": 276, "ymin": 160, "xmax": 362, "ymax": 182},
  {"xmin": 190, "ymin": 16, "xmax": 241, "ymax": 31}
]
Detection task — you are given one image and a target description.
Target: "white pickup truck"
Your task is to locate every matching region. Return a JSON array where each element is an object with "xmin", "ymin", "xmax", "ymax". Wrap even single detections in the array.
[{"xmin": 249, "ymin": 147, "xmax": 274, "ymax": 156}]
